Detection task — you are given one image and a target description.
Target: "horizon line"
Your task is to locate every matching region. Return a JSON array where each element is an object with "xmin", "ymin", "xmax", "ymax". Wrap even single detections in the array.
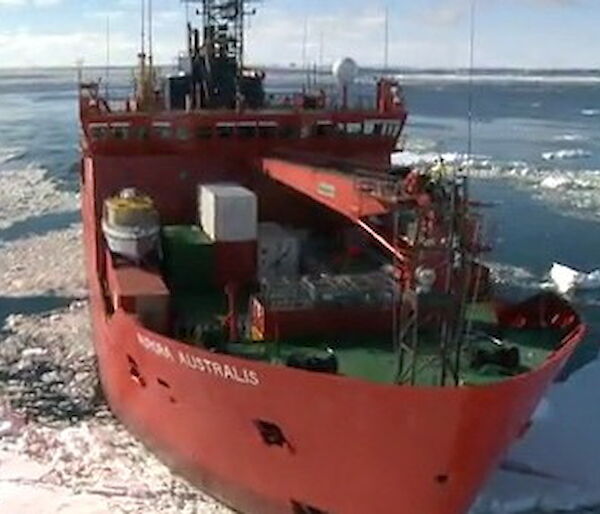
[{"xmin": 0, "ymin": 64, "xmax": 598, "ymax": 73}]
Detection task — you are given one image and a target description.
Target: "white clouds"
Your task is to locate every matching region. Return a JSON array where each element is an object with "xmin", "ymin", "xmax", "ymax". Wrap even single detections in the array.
[
  {"xmin": 244, "ymin": 6, "xmax": 477, "ymax": 68},
  {"xmin": 0, "ymin": 0, "xmax": 62, "ymax": 5},
  {"xmin": 420, "ymin": 0, "xmax": 585, "ymax": 29},
  {"xmin": 0, "ymin": 1, "xmax": 595, "ymax": 69},
  {"xmin": 246, "ymin": 7, "xmax": 392, "ymax": 67},
  {"xmin": 0, "ymin": 29, "xmax": 135, "ymax": 67}
]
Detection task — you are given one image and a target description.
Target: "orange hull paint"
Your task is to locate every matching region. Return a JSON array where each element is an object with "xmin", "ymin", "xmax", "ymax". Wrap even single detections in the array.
[{"xmin": 82, "ymin": 157, "xmax": 584, "ymax": 514}]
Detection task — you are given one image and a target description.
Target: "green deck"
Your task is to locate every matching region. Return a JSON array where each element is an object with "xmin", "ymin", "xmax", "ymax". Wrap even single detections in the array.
[
  {"xmin": 161, "ymin": 226, "xmax": 565, "ymax": 387},
  {"xmin": 217, "ymin": 322, "xmax": 562, "ymax": 387}
]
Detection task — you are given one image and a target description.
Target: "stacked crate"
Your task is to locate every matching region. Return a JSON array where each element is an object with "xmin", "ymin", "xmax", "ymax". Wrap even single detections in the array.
[
  {"xmin": 162, "ymin": 185, "xmax": 259, "ymax": 295},
  {"xmin": 257, "ymin": 222, "xmax": 301, "ymax": 281},
  {"xmin": 198, "ymin": 184, "xmax": 258, "ymax": 286},
  {"xmin": 199, "ymin": 184, "xmax": 258, "ymax": 243}
]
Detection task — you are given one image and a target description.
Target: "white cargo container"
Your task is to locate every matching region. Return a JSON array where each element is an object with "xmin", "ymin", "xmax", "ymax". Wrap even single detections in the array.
[
  {"xmin": 258, "ymin": 222, "xmax": 301, "ymax": 280},
  {"xmin": 199, "ymin": 184, "xmax": 258, "ymax": 242}
]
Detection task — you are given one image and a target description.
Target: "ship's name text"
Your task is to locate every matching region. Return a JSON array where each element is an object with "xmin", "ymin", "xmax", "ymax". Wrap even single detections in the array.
[{"xmin": 136, "ymin": 333, "xmax": 260, "ymax": 386}]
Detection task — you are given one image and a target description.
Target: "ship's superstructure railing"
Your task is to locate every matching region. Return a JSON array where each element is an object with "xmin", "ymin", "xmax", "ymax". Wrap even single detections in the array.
[
  {"xmin": 263, "ymin": 85, "xmax": 380, "ymax": 112},
  {"xmin": 80, "ymin": 76, "xmax": 405, "ymax": 117}
]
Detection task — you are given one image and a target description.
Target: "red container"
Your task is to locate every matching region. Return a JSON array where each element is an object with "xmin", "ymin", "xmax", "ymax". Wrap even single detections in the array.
[
  {"xmin": 214, "ymin": 241, "xmax": 257, "ymax": 287},
  {"xmin": 250, "ymin": 296, "xmax": 393, "ymax": 341},
  {"xmin": 107, "ymin": 255, "xmax": 170, "ymax": 334}
]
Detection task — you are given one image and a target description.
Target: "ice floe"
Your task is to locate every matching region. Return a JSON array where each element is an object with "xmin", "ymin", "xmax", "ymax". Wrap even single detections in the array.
[
  {"xmin": 0, "ymin": 164, "xmax": 232, "ymax": 514},
  {"xmin": 542, "ymin": 149, "xmax": 592, "ymax": 161},
  {"xmin": 549, "ymin": 263, "xmax": 600, "ymax": 295},
  {"xmin": 0, "ymin": 146, "xmax": 26, "ymax": 165},
  {"xmin": 539, "ymin": 176, "xmax": 572, "ymax": 189},
  {"xmin": 0, "ymin": 166, "xmax": 78, "ymax": 232},
  {"xmin": 487, "ymin": 262, "xmax": 541, "ymax": 291},
  {"xmin": 394, "ymin": 72, "xmax": 600, "ymax": 85},
  {"xmin": 553, "ymin": 134, "xmax": 589, "ymax": 143},
  {"xmin": 475, "ymin": 358, "xmax": 600, "ymax": 513},
  {"xmin": 581, "ymin": 109, "xmax": 600, "ymax": 117},
  {"xmin": 392, "ymin": 149, "xmax": 600, "ymax": 222}
]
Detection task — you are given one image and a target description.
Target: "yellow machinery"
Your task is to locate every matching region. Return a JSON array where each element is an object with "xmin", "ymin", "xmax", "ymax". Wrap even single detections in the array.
[{"xmin": 102, "ymin": 188, "xmax": 161, "ymax": 261}]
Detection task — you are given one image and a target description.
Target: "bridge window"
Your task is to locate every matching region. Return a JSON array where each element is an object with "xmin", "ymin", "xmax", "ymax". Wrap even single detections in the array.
[
  {"xmin": 279, "ymin": 125, "xmax": 299, "ymax": 139},
  {"xmin": 346, "ymin": 122, "xmax": 363, "ymax": 136},
  {"xmin": 132, "ymin": 126, "xmax": 150, "ymax": 140},
  {"xmin": 314, "ymin": 122, "xmax": 335, "ymax": 137},
  {"xmin": 89, "ymin": 124, "xmax": 108, "ymax": 141},
  {"xmin": 337, "ymin": 123, "xmax": 363, "ymax": 136},
  {"xmin": 258, "ymin": 122, "xmax": 278, "ymax": 138},
  {"xmin": 238, "ymin": 123, "xmax": 258, "ymax": 139},
  {"xmin": 197, "ymin": 126, "xmax": 213, "ymax": 139},
  {"xmin": 364, "ymin": 119, "xmax": 402, "ymax": 137},
  {"xmin": 110, "ymin": 125, "xmax": 130, "ymax": 141},
  {"xmin": 384, "ymin": 122, "xmax": 402, "ymax": 138},
  {"xmin": 175, "ymin": 127, "xmax": 191, "ymax": 141},
  {"xmin": 216, "ymin": 124, "xmax": 235, "ymax": 138},
  {"xmin": 364, "ymin": 121, "xmax": 377, "ymax": 136},
  {"xmin": 153, "ymin": 123, "xmax": 172, "ymax": 139}
]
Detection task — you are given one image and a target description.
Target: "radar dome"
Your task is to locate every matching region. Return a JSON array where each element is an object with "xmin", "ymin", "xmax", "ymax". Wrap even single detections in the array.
[{"xmin": 333, "ymin": 58, "xmax": 359, "ymax": 86}]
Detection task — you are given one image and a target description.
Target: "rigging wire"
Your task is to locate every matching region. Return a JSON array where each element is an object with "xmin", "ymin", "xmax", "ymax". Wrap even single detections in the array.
[{"xmin": 460, "ymin": 0, "xmax": 479, "ymax": 374}]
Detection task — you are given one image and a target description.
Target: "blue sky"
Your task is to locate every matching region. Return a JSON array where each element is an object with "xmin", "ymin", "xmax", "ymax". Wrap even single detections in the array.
[{"xmin": 0, "ymin": 0, "xmax": 598, "ymax": 68}]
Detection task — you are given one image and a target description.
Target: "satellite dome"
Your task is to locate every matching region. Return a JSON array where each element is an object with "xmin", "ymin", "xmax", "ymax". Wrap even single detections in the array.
[{"xmin": 333, "ymin": 57, "xmax": 359, "ymax": 86}]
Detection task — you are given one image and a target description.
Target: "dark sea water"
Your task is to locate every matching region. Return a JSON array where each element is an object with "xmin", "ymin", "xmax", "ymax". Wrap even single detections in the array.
[{"xmin": 0, "ymin": 66, "xmax": 599, "ymax": 513}]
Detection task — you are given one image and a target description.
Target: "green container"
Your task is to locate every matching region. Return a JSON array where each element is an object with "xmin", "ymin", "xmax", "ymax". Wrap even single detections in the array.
[{"xmin": 162, "ymin": 226, "xmax": 216, "ymax": 294}]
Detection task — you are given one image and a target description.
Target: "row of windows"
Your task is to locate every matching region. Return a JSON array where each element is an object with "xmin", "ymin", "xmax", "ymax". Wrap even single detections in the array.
[{"xmin": 88, "ymin": 120, "xmax": 403, "ymax": 142}]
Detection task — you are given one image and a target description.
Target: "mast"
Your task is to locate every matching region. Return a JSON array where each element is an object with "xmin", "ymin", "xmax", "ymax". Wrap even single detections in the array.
[
  {"xmin": 302, "ymin": 14, "xmax": 309, "ymax": 91},
  {"xmin": 384, "ymin": 5, "xmax": 389, "ymax": 72},
  {"xmin": 105, "ymin": 15, "xmax": 111, "ymax": 100},
  {"xmin": 148, "ymin": 0, "xmax": 154, "ymax": 71},
  {"xmin": 134, "ymin": 0, "xmax": 158, "ymax": 110},
  {"xmin": 467, "ymin": 0, "xmax": 476, "ymax": 159},
  {"xmin": 141, "ymin": 0, "xmax": 146, "ymax": 58},
  {"xmin": 182, "ymin": 0, "xmax": 262, "ymax": 109}
]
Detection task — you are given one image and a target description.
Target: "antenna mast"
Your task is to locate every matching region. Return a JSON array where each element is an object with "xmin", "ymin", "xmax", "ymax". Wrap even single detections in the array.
[
  {"xmin": 136, "ymin": 0, "xmax": 157, "ymax": 110},
  {"xmin": 181, "ymin": 0, "xmax": 263, "ymax": 109},
  {"xmin": 185, "ymin": 0, "xmax": 260, "ymax": 69},
  {"xmin": 148, "ymin": 0, "xmax": 154, "ymax": 69},
  {"xmin": 105, "ymin": 15, "xmax": 111, "ymax": 99},
  {"xmin": 467, "ymin": 0, "xmax": 476, "ymax": 160},
  {"xmin": 384, "ymin": 5, "xmax": 389, "ymax": 72},
  {"xmin": 319, "ymin": 30, "xmax": 324, "ymax": 70},
  {"xmin": 141, "ymin": 0, "xmax": 146, "ymax": 57},
  {"xmin": 302, "ymin": 15, "xmax": 309, "ymax": 90}
]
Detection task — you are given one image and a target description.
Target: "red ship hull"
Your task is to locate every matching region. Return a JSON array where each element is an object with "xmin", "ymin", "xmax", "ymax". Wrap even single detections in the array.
[{"xmin": 82, "ymin": 157, "xmax": 584, "ymax": 514}]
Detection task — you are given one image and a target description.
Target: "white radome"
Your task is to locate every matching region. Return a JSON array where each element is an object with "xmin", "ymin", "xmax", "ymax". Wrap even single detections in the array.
[{"xmin": 332, "ymin": 57, "xmax": 359, "ymax": 86}]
